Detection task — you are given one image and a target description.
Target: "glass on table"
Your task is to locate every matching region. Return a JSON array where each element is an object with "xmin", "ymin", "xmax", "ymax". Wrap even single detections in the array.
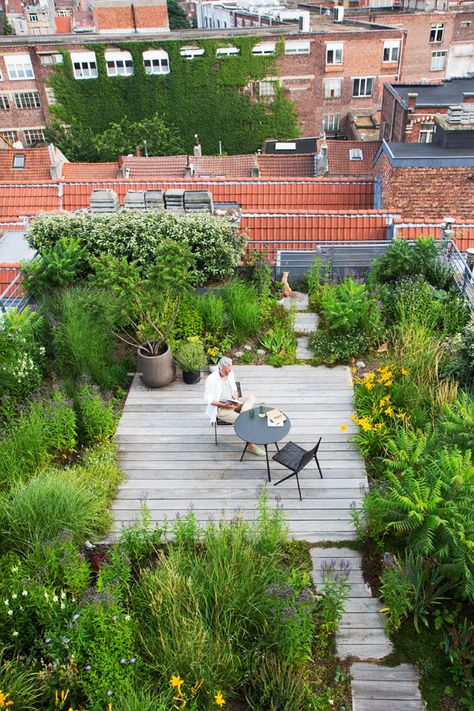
[
  {"xmin": 258, "ymin": 403, "xmax": 266, "ymax": 418},
  {"xmin": 248, "ymin": 408, "xmax": 255, "ymax": 418}
]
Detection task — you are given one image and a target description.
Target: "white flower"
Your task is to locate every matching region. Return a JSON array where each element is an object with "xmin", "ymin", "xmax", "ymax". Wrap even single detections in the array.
[
  {"xmin": 4, "ymin": 600, "xmax": 9, "ymax": 606},
  {"xmin": 60, "ymin": 603, "xmax": 65, "ymax": 610},
  {"xmin": 44, "ymin": 592, "xmax": 49, "ymax": 599},
  {"xmin": 61, "ymin": 591, "xmax": 66, "ymax": 600},
  {"xmin": 7, "ymin": 610, "xmax": 13, "ymax": 616},
  {"xmin": 125, "ymin": 614, "xmax": 131, "ymax": 621},
  {"xmin": 52, "ymin": 595, "xmax": 58, "ymax": 603},
  {"xmin": 12, "ymin": 631, "xmax": 18, "ymax": 637},
  {"xmin": 11, "ymin": 593, "xmax": 17, "ymax": 600},
  {"xmin": 11, "ymin": 566, "xmax": 18, "ymax": 573},
  {"xmin": 22, "ymin": 590, "xmax": 28, "ymax": 597}
]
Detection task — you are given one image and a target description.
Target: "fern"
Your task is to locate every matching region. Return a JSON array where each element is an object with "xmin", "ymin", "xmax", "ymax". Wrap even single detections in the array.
[{"xmin": 442, "ymin": 394, "xmax": 474, "ymax": 454}]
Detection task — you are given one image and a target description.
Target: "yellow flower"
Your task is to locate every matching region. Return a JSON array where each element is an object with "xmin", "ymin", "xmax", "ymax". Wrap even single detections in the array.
[
  {"xmin": 365, "ymin": 371, "xmax": 375, "ymax": 380},
  {"xmin": 365, "ymin": 382, "xmax": 374, "ymax": 390},
  {"xmin": 191, "ymin": 679, "xmax": 204, "ymax": 695},
  {"xmin": 351, "ymin": 367, "xmax": 357, "ymax": 374},
  {"xmin": 170, "ymin": 676, "xmax": 184, "ymax": 690},
  {"xmin": 397, "ymin": 410, "xmax": 407, "ymax": 419},
  {"xmin": 340, "ymin": 423, "xmax": 347, "ymax": 432},
  {"xmin": 384, "ymin": 380, "xmax": 393, "ymax": 387},
  {"xmin": 401, "ymin": 368, "xmax": 408, "ymax": 376},
  {"xmin": 384, "ymin": 407, "xmax": 394, "ymax": 416},
  {"xmin": 379, "ymin": 396, "xmax": 390, "ymax": 407},
  {"xmin": 0, "ymin": 690, "xmax": 13, "ymax": 708},
  {"xmin": 214, "ymin": 691, "xmax": 225, "ymax": 707}
]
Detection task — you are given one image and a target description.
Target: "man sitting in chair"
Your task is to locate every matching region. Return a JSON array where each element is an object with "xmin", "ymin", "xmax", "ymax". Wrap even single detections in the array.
[{"xmin": 204, "ymin": 356, "xmax": 265, "ymax": 456}]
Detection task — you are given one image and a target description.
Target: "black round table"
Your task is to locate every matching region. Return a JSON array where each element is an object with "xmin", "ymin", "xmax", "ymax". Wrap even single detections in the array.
[{"xmin": 234, "ymin": 406, "xmax": 291, "ymax": 483}]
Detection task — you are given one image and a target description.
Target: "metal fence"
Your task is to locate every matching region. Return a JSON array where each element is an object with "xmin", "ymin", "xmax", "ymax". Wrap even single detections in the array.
[{"xmin": 0, "ymin": 267, "xmax": 30, "ymax": 315}]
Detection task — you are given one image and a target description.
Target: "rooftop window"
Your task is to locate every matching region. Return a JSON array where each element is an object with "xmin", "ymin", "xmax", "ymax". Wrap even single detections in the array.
[{"xmin": 12, "ymin": 153, "xmax": 25, "ymax": 169}]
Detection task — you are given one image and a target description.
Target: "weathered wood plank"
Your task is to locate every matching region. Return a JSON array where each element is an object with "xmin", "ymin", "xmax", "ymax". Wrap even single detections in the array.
[
  {"xmin": 351, "ymin": 679, "xmax": 422, "ymax": 700},
  {"xmin": 351, "ymin": 664, "xmax": 418, "ymax": 682}
]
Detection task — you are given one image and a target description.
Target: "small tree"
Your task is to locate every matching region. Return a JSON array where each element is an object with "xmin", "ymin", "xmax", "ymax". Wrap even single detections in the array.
[{"xmin": 167, "ymin": 0, "xmax": 191, "ymax": 29}]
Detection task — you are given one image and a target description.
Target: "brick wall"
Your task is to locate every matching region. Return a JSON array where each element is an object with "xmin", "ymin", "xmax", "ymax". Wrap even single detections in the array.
[
  {"xmin": 374, "ymin": 151, "xmax": 474, "ymax": 221},
  {"xmin": 0, "ymin": 48, "xmax": 49, "ymax": 142}
]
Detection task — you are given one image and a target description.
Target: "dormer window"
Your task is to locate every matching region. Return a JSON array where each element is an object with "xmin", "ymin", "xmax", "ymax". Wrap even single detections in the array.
[
  {"xmin": 349, "ymin": 148, "xmax": 363, "ymax": 161},
  {"xmin": 12, "ymin": 154, "xmax": 25, "ymax": 169}
]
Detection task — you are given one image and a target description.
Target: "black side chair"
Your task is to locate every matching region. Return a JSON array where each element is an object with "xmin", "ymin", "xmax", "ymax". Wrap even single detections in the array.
[
  {"xmin": 272, "ymin": 437, "xmax": 323, "ymax": 501},
  {"xmin": 214, "ymin": 381, "xmax": 242, "ymax": 445}
]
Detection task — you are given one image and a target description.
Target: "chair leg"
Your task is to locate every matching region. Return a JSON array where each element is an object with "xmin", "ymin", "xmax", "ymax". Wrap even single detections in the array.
[
  {"xmin": 295, "ymin": 472, "xmax": 302, "ymax": 501},
  {"xmin": 315, "ymin": 454, "xmax": 323, "ymax": 479},
  {"xmin": 275, "ymin": 442, "xmax": 280, "ymax": 452},
  {"xmin": 273, "ymin": 468, "xmax": 297, "ymax": 488},
  {"xmin": 214, "ymin": 423, "xmax": 217, "ymax": 446}
]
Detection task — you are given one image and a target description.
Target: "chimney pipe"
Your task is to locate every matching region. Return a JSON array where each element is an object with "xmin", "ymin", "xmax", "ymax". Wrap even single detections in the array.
[{"xmin": 193, "ymin": 133, "xmax": 202, "ymax": 158}]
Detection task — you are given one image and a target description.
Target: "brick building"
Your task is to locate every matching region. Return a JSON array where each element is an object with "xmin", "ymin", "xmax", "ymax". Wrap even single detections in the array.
[{"xmin": 380, "ymin": 76, "xmax": 474, "ymax": 141}]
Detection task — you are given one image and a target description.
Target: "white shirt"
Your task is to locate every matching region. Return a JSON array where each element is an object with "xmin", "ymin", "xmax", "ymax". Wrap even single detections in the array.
[{"xmin": 204, "ymin": 368, "xmax": 237, "ymax": 423}]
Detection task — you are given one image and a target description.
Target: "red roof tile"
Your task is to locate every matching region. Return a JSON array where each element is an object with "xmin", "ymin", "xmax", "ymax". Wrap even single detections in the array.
[
  {"xmin": 0, "ymin": 185, "xmax": 59, "ymax": 220},
  {"xmin": 319, "ymin": 140, "xmax": 380, "ymax": 176},
  {"xmin": 55, "ymin": 15, "xmax": 72, "ymax": 33},
  {"xmin": 62, "ymin": 162, "xmax": 118, "ymax": 180},
  {"xmin": 258, "ymin": 154, "xmax": 315, "ymax": 178},
  {"xmin": 0, "ymin": 149, "xmax": 51, "ymax": 182}
]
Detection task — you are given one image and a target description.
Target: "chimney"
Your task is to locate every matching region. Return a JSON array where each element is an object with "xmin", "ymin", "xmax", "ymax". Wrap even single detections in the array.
[
  {"xmin": 135, "ymin": 145, "xmax": 141, "ymax": 157},
  {"xmin": 407, "ymin": 92, "xmax": 418, "ymax": 111},
  {"xmin": 463, "ymin": 92, "xmax": 474, "ymax": 104},
  {"xmin": 48, "ymin": 142, "xmax": 68, "ymax": 180},
  {"xmin": 251, "ymin": 152, "xmax": 260, "ymax": 178},
  {"xmin": 193, "ymin": 133, "xmax": 202, "ymax": 158},
  {"xmin": 315, "ymin": 141, "xmax": 328, "ymax": 176}
]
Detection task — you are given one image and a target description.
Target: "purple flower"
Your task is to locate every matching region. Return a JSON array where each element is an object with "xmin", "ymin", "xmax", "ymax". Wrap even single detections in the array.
[
  {"xmin": 130, "ymin": 657, "xmax": 136, "ymax": 664},
  {"xmin": 72, "ymin": 613, "xmax": 80, "ymax": 623},
  {"xmin": 45, "ymin": 637, "xmax": 51, "ymax": 644},
  {"xmin": 85, "ymin": 665, "xmax": 92, "ymax": 671},
  {"xmin": 107, "ymin": 691, "xmax": 113, "ymax": 697},
  {"xmin": 112, "ymin": 615, "xmax": 118, "ymax": 621}
]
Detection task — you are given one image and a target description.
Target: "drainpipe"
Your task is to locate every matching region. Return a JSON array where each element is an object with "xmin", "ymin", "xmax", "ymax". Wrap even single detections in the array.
[
  {"xmin": 131, "ymin": 3, "xmax": 137, "ymax": 32},
  {"xmin": 58, "ymin": 181, "xmax": 64, "ymax": 211}
]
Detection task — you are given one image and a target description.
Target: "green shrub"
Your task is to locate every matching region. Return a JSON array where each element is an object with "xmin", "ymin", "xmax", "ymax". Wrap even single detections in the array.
[
  {"xmin": 309, "ymin": 330, "xmax": 369, "ymax": 365},
  {"xmin": 42, "ymin": 387, "xmax": 77, "ymax": 458},
  {"xmin": 221, "ymin": 280, "xmax": 261, "ymax": 342},
  {"xmin": 197, "ymin": 291, "xmax": 227, "ymax": 336},
  {"xmin": 441, "ymin": 394, "xmax": 474, "ymax": 454},
  {"xmin": 175, "ymin": 339, "xmax": 207, "ymax": 372},
  {"xmin": 244, "ymin": 655, "xmax": 307, "ymax": 711},
  {"xmin": 369, "ymin": 237, "xmax": 453, "ymax": 288},
  {"xmin": 0, "ymin": 651, "xmax": 46, "ymax": 710},
  {"xmin": 442, "ymin": 313, "xmax": 474, "ymax": 389},
  {"xmin": 74, "ymin": 381, "xmax": 119, "ymax": 445},
  {"xmin": 0, "ymin": 403, "xmax": 52, "ymax": 490},
  {"xmin": 307, "ymin": 255, "xmax": 330, "ymax": 311},
  {"xmin": 444, "ymin": 619, "xmax": 474, "ymax": 708},
  {"xmin": 1, "ymin": 469, "xmax": 108, "ymax": 554},
  {"xmin": 172, "ymin": 292, "xmax": 204, "ymax": 341},
  {"xmin": 28, "ymin": 211, "xmax": 246, "ymax": 286},
  {"xmin": 260, "ymin": 326, "xmax": 296, "ymax": 357},
  {"xmin": 20, "ymin": 237, "xmax": 87, "ymax": 297}
]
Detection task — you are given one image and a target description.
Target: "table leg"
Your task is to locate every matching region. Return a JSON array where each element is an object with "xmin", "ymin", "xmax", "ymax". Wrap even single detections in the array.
[
  {"xmin": 240, "ymin": 442, "xmax": 249, "ymax": 462},
  {"xmin": 265, "ymin": 444, "xmax": 271, "ymax": 483}
]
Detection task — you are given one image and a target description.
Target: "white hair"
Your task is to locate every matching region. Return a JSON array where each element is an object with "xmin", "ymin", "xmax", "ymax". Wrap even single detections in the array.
[{"xmin": 218, "ymin": 356, "xmax": 233, "ymax": 369}]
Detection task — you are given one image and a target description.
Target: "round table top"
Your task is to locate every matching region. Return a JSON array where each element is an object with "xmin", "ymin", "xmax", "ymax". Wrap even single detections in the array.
[{"xmin": 234, "ymin": 406, "xmax": 291, "ymax": 446}]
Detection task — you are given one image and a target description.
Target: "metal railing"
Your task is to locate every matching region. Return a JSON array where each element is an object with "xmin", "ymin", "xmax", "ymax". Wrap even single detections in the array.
[
  {"xmin": 445, "ymin": 240, "xmax": 474, "ymax": 308},
  {"xmin": 0, "ymin": 268, "xmax": 30, "ymax": 315}
]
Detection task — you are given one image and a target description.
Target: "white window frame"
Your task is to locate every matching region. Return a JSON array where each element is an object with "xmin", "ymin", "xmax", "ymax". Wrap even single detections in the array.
[
  {"xmin": 143, "ymin": 49, "xmax": 170, "ymax": 75},
  {"xmin": 70, "ymin": 51, "xmax": 98, "ymax": 79},
  {"xmin": 259, "ymin": 79, "xmax": 277, "ymax": 97},
  {"xmin": 430, "ymin": 50, "xmax": 446, "ymax": 71},
  {"xmin": 323, "ymin": 114, "xmax": 340, "ymax": 132},
  {"xmin": 4, "ymin": 54, "xmax": 35, "ymax": 81},
  {"xmin": 0, "ymin": 95, "xmax": 10, "ymax": 110},
  {"xmin": 14, "ymin": 91, "xmax": 41, "ymax": 109},
  {"xmin": 461, "ymin": 21, "xmax": 471, "ymax": 28},
  {"xmin": 349, "ymin": 148, "xmax": 363, "ymax": 161},
  {"xmin": 23, "ymin": 128, "xmax": 45, "ymax": 146},
  {"xmin": 2, "ymin": 131, "xmax": 18, "ymax": 143},
  {"xmin": 429, "ymin": 23, "xmax": 445, "ymax": 43},
  {"xmin": 326, "ymin": 42, "xmax": 343, "ymax": 65},
  {"xmin": 252, "ymin": 42, "xmax": 276, "ymax": 56},
  {"xmin": 419, "ymin": 122, "xmax": 435, "ymax": 143},
  {"xmin": 12, "ymin": 153, "xmax": 25, "ymax": 168},
  {"xmin": 216, "ymin": 46, "xmax": 240, "ymax": 57},
  {"xmin": 285, "ymin": 40, "xmax": 310, "ymax": 55},
  {"xmin": 105, "ymin": 50, "xmax": 134, "ymax": 77},
  {"xmin": 383, "ymin": 40, "xmax": 400, "ymax": 63},
  {"xmin": 29, "ymin": 13, "xmax": 38, "ymax": 21},
  {"xmin": 180, "ymin": 46, "xmax": 205, "ymax": 59},
  {"xmin": 323, "ymin": 78, "xmax": 342, "ymax": 99},
  {"xmin": 39, "ymin": 53, "xmax": 63, "ymax": 65},
  {"xmin": 45, "ymin": 88, "xmax": 56, "ymax": 105},
  {"xmin": 353, "ymin": 77, "xmax": 374, "ymax": 97}
]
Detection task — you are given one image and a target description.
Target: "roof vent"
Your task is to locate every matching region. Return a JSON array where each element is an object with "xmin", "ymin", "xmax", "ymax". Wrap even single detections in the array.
[
  {"xmin": 89, "ymin": 189, "xmax": 119, "ymax": 213},
  {"xmin": 164, "ymin": 189, "xmax": 185, "ymax": 213},
  {"xmin": 184, "ymin": 190, "xmax": 214, "ymax": 214},
  {"xmin": 144, "ymin": 189, "xmax": 164, "ymax": 210},
  {"xmin": 123, "ymin": 190, "xmax": 146, "ymax": 210},
  {"xmin": 349, "ymin": 148, "xmax": 363, "ymax": 161}
]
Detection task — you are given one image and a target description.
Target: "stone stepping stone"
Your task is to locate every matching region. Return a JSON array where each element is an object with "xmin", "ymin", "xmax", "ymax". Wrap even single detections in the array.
[
  {"xmin": 310, "ymin": 547, "xmax": 393, "ymax": 661},
  {"xmin": 294, "ymin": 312, "xmax": 319, "ymax": 334},
  {"xmin": 280, "ymin": 291, "xmax": 309, "ymax": 311},
  {"xmin": 296, "ymin": 336, "xmax": 313, "ymax": 360},
  {"xmin": 351, "ymin": 662, "xmax": 423, "ymax": 711}
]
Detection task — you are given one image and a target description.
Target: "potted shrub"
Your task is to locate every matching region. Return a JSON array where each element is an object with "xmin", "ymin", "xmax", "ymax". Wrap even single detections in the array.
[
  {"xmin": 90, "ymin": 240, "xmax": 193, "ymax": 388},
  {"xmin": 175, "ymin": 339, "xmax": 207, "ymax": 384}
]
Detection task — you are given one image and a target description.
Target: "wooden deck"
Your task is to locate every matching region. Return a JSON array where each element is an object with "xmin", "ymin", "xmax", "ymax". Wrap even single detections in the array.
[{"xmin": 112, "ymin": 365, "xmax": 368, "ymax": 541}]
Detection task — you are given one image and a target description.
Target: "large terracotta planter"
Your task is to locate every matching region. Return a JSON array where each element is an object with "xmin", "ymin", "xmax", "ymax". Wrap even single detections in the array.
[{"xmin": 137, "ymin": 342, "xmax": 175, "ymax": 388}]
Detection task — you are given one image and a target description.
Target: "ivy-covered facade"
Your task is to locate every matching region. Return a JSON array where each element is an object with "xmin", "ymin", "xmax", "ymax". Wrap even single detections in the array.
[{"xmin": 47, "ymin": 37, "xmax": 300, "ymax": 156}]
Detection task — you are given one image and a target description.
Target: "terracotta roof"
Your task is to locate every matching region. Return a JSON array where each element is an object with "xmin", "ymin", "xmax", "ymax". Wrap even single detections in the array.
[
  {"xmin": 0, "ymin": 149, "xmax": 51, "ymax": 182},
  {"xmin": 122, "ymin": 156, "xmax": 188, "ymax": 179},
  {"xmin": 0, "ymin": 185, "xmax": 59, "ymax": 220},
  {"xmin": 320, "ymin": 140, "xmax": 380, "ymax": 176},
  {"xmin": 55, "ymin": 15, "xmax": 72, "ymax": 33},
  {"xmin": 258, "ymin": 154, "xmax": 315, "ymax": 178},
  {"xmin": 62, "ymin": 162, "xmax": 118, "ymax": 180}
]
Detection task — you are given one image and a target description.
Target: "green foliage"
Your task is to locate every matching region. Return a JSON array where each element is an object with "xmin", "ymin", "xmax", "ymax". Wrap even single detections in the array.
[
  {"xmin": 42, "ymin": 387, "xmax": 77, "ymax": 458},
  {"xmin": 306, "ymin": 255, "xmax": 330, "ymax": 311},
  {"xmin": 320, "ymin": 278, "xmax": 384, "ymax": 344},
  {"xmin": 118, "ymin": 503, "xmax": 165, "ymax": 566},
  {"xmin": 197, "ymin": 291, "xmax": 227, "ymax": 336},
  {"xmin": 167, "ymin": 0, "xmax": 191, "ymax": 29},
  {"xmin": 172, "ymin": 292, "xmax": 204, "ymax": 341},
  {"xmin": 20, "ymin": 238, "xmax": 87, "ymax": 297},
  {"xmin": 3, "ymin": 14, "xmax": 13, "ymax": 35},
  {"xmin": 44, "ymin": 285, "xmax": 127, "ymax": 390},
  {"xmin": 309, "ymin": 330, "xmax": 369, "ymax": 365},
  {"xmin": 316, "ymin": 559, "xmax": 351, "ymax": 636},
  {"xmin": 46, "ymin": 114, "xmax": 183, "ymax": 162},
  {"xmin": 0, "ymin": 308, "xmax": 45, "ymax": 411},
  {"xmin": 28, "ymin": 211, "xmax": 246, "ymax": 286},
  {"xmin": 74, "ymin": 380, "xmax": 119, "ymax": 445},
  {"xmin": 0, "ymin": 403, "xmax": 52, "ymax": 490},
  {"xmin": 0, "ymin": 652, "xmax": 45, "ymax": 710},
  {"xmin": 175, "ymin": 339, "xmax": 207, "ymax": 372},
  {"xmin": 379, "ymin": 554, "xmax": 414, "ymax": 632},
  {"xmin": 442, "ymin": 312, "xmax": 474, "ymax": 389},
  {"xmin": 221, "ymin": 280, "xmax": 261, "ymax": 342},
  {"xmin": 369, "ymin": 237, "xmax": 453, "ymax": 289},
  {"xmin": 444, "ymin": 618, "xmax": 474, "ymax": 708},
  {"xmin": 441, "ymin": 394, "xmax": 474, "ymax": 454},
  {"xmin": 245, "ymin": 654, "xmax": 307, "ymax": 711},
  {"xmin": 46, "ymin": 38, "xmax": 299, "ymax": 158}
]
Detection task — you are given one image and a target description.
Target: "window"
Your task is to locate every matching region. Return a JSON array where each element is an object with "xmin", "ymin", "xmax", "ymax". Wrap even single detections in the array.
[
  {"xmin": 419, "ymin": 122, "xmax": 434, "ymax": 143},
  {"xmin": 383, "ymin": 41, "xmax": 400, "ymax": 63},
  {"xmin": 252, "ymin": 42, "xmax": 276, "ymax": 56},
  {"xmin": 216, "ymin": 46, "xmax": 240, "ymax": 57},
  {"xmin": 349, "ymin": 148, "xmax": 363, "ymax": 161},
  {"xmin": 45, "ymin": 88, "xmax": 56, "ymax": 105},
  {"xmin": 259, "ymin": 80, "xmax": 276, "ymax": 97},
  {"xmin": 180, "ymin": 46, "xmax": 205, "ymax": 59},
  {"xmin": 1, "ymin": 130, "xmax": 18, "ymax": 143},
  {"xmin": 4, "ymin": 54, "xmax": 34, "ymax": 80},
  {"xmin": 39, "ymin": 53, "xmax": 63, "ymax": 65},
  {"xmin": 32, "ymin": 28, "xmax": 41, "ymax": 35},
  {"xmin": 461, "ymin": 21, "xmax": 471, "ymax": 28},
  {"xmin": 105, "ymin": 50, "xmax": 134, "ymax": 76},
  {"xmin": 12, "ymin": 153, "xmax": 25, "ymax": 168},
  {"xmin": 29, "ymin": 14, "xmax": 38, "ymax": 21},
  {"xmin": 431, "ymin": 50, "xmax": 446, "ymax": 71},
  {"xmin": 285, "ymin": 40, "xmax": 310, "ymax": 55},
  {"xmin": 326, "ymin": 42, "xmax": 343, "ymax": 65},
  {"xmin": 324, "ymin": 78, "xmax": 341, "ymax": 99},
  {"xmin": 14, "ymin": 91, "xmax": 40, "ymax": 109},
  {"xmin": 24, "ymin": 128, "xmax": 45, "ymax": 146},
  {"xmin": 0, "ymin": 95, "xmax": 10, "ymax": 110},
  {"xmin": 430, "ymin": 23, "xmax": 445, "ymax": 43},
  {"xmin": 143, "ymin": 49, "xmax": 170, "ymax": 75},
  {"xmin": 353, "ymin": 77, "xmax": 374, "ymax": 97},
  {"xmin": 70, "ymin": 51, "xmax": 98, "ymax": 79},
  {"xmin": 323, "ymin": 114, "xmax": 340, "ymax": 132}
]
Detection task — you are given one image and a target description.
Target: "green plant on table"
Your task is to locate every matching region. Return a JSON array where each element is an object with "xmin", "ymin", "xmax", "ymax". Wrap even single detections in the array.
[
  {"xmin": 175, "ymin": 339, "xmax": 207, "ymax": 373},
  {"xmin": 89, "ymin": 239, "xmax": 194, "ymax": 356}
]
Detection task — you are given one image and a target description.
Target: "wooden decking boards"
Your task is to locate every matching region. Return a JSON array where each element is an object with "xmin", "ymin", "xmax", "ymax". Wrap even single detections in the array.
[{"xmin": 112, "ymin": 365, "xmax": 366, "ymax": 540}]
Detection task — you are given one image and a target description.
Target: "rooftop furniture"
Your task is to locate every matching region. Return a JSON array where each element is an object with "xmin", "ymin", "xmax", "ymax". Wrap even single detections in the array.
[
  {"xmin": 234, "ymin": 405, "xmax": 291, "ymax": 483},
  {"xmin": 272, "ymin": 437, "xmax": 323, "ymax": 501}
]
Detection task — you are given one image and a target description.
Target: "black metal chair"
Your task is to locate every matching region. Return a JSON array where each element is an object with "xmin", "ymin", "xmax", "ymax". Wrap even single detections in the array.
[
  {"xmin": 213, "ymin": 381, "xmax": 242, "ymax": 445},
  {"xmin": 272, "ymin": 437, "xmax": 323, "ymax": 501}
]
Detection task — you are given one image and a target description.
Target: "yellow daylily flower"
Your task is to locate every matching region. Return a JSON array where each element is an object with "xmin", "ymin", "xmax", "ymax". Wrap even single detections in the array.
[
  {"xmin": 170, "ymin": 676, "xmax": 184, "ymax": 690},
  {"xmin": 340, "ymin": 423, "xmax": 347, "ymax": 432},
  {"xmin": 214, "ymin": 691, "xmax": 226, "ymax": 707}
]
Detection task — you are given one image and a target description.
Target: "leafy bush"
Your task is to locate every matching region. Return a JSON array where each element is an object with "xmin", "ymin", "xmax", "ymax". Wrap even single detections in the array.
[
  {"xmin": 74, "ymin": 381, "xmax": 119, "ymax": 446},
  {"xmin": 0, "ymin": 403, "xmax": 52, "ymax": 490},
  {"xmin": 20, "ymin": 238, "xmax": 87, "ymax": 297},
  {"xmin": 260, "ymin": 326, "xmax": 296, "ymax": 358},
  {"xmin": 369, "ymin": 237, "xmax": 453, "ymax": 289},
  {"xmin": 175, "ymin": 339, "xmax": 207, "ymax": 372},
  {"xmin": 307, "ymin": 255, "xmax": 330, "ymax": 311},
  {"xmin": 197, "ymin": 291, "xmax": 227, "ymax": 337},
  {"xmin": 221, "ymin": 280, "xmax": 261, "ymax": 342},
  {"xmin": 0, "ymin": 651, "xmax": 46, "ymax": 710},
  {"xmin": 309, "ymin": 330, "xmax": 369, "ymax": 365},
  {"xmin": 28, "ymin": 211, "xmax": 246, "ymax": 286},
  {"xmin": 172, "ymin": 292, "xmax": 204, "ymax": 341},
  {"xmin": 441, "ymin": 394, "xmax": 474, "ymax": 454},
  {"xmin": 0, "ymin": 308, "xmax": 45, "ymax": 410},
  {"xmin": 245, "ymin": 655, "xmax": 307, "ymax": 711},
  {"xmin": 42, "ymin": 387, "xmax": 77, "ymax": 459},
  {"xmin": 441, "ymin": 313, "xmax": 474, "ymax": 389},
  {"xmin": 444, "ymin": 619, "xmax": 474, "ymax": 708}
]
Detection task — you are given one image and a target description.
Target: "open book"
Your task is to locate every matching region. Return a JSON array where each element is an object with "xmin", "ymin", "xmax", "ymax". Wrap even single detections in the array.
[{"xmin": 266, "ymin": 409, "xmax": 286, "ymax": 426}]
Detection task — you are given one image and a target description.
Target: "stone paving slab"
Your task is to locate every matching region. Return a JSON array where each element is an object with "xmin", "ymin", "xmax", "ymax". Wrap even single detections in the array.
[
  {"xmin": 294, "ymin": 311, "xmax": 319, "ymax": 334},
  {"xmin": 296, "ymin": 336, "xmax": 313, "ymax": 360}
]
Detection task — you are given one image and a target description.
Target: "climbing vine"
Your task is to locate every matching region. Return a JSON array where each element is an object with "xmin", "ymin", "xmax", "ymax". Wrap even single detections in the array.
[{"xmin": 47, "ymin": 37, "xmax": 300, "ymax": 156}]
